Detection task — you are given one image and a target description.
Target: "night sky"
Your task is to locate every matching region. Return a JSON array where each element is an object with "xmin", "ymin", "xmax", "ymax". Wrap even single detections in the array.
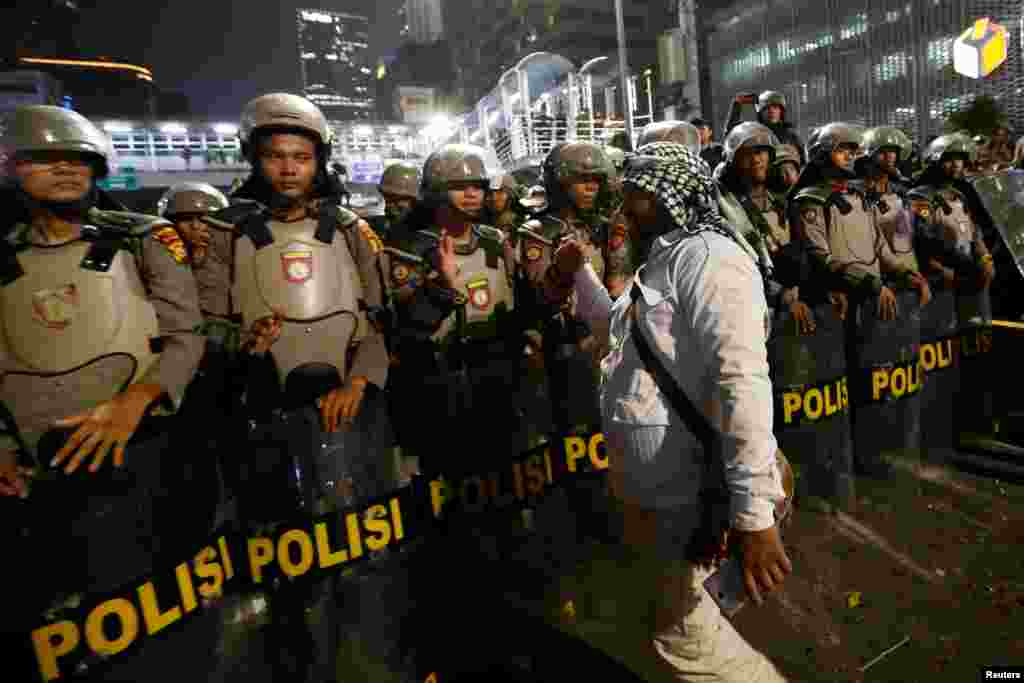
[{"xmin": 75, "ymin": 0, "xmax": 403, "ymax": 119}]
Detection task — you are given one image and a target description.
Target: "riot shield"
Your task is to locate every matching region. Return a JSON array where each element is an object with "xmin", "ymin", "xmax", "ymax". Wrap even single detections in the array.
[
  {"xmin": 768, "ymin": 303, "xmax": 855, "ymax": 507},
  {"xmin": 968, "ymin": 169, "xmax": 1024, "ymax": 319},
  {"xmin": 848, "ymin": 288, "xmax": 924, "ymax": 473},
  {"xmin": 918, "ymin": 282, "xmax": 960, "ymax": 462}
]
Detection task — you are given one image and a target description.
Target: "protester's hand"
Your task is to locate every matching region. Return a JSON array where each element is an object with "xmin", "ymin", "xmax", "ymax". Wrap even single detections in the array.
[
  {"xmin": 789, "ymin": 300, "xmax": 816, "ymax": 335},
  {"xmin": 435, "ymin": 230, "xmax": 459, "ymax": 288},
  {"xmin": 317, "ymin": 377, "xmax": 368, "ymax": 433},
  {"xmin": 0, "ymin": 450, "xmax": 30, "ymax": 498},
  {"xmin": 51, "ymin": 384, "xmax": 161, "ymax": 473},
  {"xmin": 554, "ymin": 237, "xmax": 587, "ymax": 278},
  {"xmin": 828, "ymin": 291, "xmax": 848, "ymax": 321},
  {"xmin": 910, "ymin": 272, "xmax": 932, "ymax": 307},
  {"xmin": 734, "ymin": 525, "xmax": 793, "ymax": 606},
  {"xmin": 878, "ymin": 286, "xmax": 898, "ymax": 321}
]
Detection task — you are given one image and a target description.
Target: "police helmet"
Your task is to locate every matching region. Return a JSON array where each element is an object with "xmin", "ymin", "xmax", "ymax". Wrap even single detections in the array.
[
  {"xmin": 378, "ymin": 162, "xmax": 420, "ymax": 200},
  {"xmin": 239, "ymin": 93, "xmax": 333, "ymax": 162},
  {"xmin": 157, "ymin": 182, "xmax": 229, "ymax": 218},
  {"xmin": 723, "ymin": 121, "xmax": 779, "ymax": 166},
  {"xmin": 420, "ymin": 143, "xmax": 489, "ymax": 205},
  {"xmin": 4, "ymin": 105, "xmax": 111, "ymax": 178}
]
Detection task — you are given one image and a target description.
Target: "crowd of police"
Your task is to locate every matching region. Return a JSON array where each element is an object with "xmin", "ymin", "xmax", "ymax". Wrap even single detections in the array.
[{"xmin": 0, "ymin": 86, "xmax": 1021, "ymax": 683}]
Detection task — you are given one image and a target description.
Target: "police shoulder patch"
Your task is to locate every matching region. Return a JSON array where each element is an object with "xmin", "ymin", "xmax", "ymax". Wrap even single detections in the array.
[
  {"xmin": 152, "ymin": 225, "xmax": 190, "ymax": 265},
  {"xmin": 525, "ymin": 241, "xmax": 544, "ymax": 262},
  {"xmin": 356, "ymin": 221, "xmax": 384, "ymax": 254}
]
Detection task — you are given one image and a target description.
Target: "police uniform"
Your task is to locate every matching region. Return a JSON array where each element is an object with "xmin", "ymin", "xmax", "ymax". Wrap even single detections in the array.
[
  {"xmin": 2, "ymin": 194, "xmax": 205, "ymax": 680},
  {"xmin": 222, "ymin": 93, "xmax": 403, "ymax": 683}
]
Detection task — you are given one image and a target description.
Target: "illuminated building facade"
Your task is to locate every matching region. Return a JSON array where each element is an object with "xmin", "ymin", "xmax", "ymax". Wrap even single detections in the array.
[
  {"xmin": 297, "ymin": 8, "xmax": 375, "ymax": 121},
  {"xmin": 699, "ymin": 0, "xmax": 1024, "ymax": 143}
]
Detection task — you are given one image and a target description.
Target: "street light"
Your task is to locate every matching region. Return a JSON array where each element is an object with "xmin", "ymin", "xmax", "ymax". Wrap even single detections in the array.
[
  {"xmin": 103, "ymin": 121, "xmax": 133, "ymax": 133},
  {"xmin": 614, "ymin": 0, "xmax": 635, "ymax": 146},
  {"xmin": 161, "ymin": 122, "xmax": 188, "ymax": 135}
]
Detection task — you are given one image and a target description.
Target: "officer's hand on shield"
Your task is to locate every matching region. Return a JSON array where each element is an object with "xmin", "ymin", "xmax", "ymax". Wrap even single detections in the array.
[
  {"xmin": 51, "ymin": 383, "xmax": 163, "ymax": 474},
  {"xmin": 317, "ymin": 376, "xmax": 368, "ymax": 432},
  {"xmin": 930, "ymin": 259, "xmax": 956, "ymax": 290},
  {"xmin": 828, "ymin": 291, "xmax": 848, "ymax": 321},
  {"xmin": 789, "ymin": 300, "xmax": 816, "ymax": 335},
  {"xmin": 909, "ymin": 271, "xmax": 932, "ymax": 307},
  {"xmin": 877, "ymin": 286, "xmax": 898, "ymax": 321},
  {"xmin": 435, "ymin": 230, "xmax": 459, "ymax": 288},
  {"xmin": 0, "ymin": 450, "xmax": 30, "ymax": 498},
  {"xmin": 734, "ymin": 525, "xmax": 792, "ymax": 606},
  {"xmin": 249, "ymin": 312, "xmax": 282, "ymax": 354},
  {"xmin": 979, "ymin": 257, "xmax": 995, "ymax": 290}
]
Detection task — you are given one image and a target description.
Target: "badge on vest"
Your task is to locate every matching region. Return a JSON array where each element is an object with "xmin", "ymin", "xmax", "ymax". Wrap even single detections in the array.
[
  {"xmin": 282, "ymin": 242, "xmax": 314, "ymax": 284},
  {"xmin": 358, "ymin": 222, "xmax": 384, "ymax": 254},
  {"xmin": 466, "ymin": 275, "xmax": 491, "ymax": 310},
  {"xmin": 525, "ymin": 243, "xmax": 543, "ymax": 262},
  {"xmin": 32, "ymin": 284, "xmax": 79, "ymax": 330}
]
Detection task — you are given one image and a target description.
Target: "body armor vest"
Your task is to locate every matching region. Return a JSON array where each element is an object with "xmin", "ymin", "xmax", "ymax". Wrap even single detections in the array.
[
  {"xmin": 235, "ymin": 216, "xmax": 365, "ymax": 387},
  {"xmin": 935, "ymin": 189, "xmax": 977, "ymax": 260},
  {"xmin": 428, "ymin": 226, "xmax": 511, "ymax": 343},
  {"xmin": 800, "ymin": 185, "xmax": 883, "ymax": 281},
  {"xmin": 873, "ymin": 190, "xmax": 918, "ymax": 272},
  {"xmin": 0, "ymin": 232, "xmax": 160, "ymax": 448}
]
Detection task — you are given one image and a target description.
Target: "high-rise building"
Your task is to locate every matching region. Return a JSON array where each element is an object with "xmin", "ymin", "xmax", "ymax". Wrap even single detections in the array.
[
  {"xmin": 698, "ymin": 0, "xmax": 1024, "ymax": 144},
  {"xmin": 406, "ymin": 0, "xmax": 443, "ymax": 45},
  {"xmin": 297, "ymin": 8, "xmax": 375, "ymax": 121}
]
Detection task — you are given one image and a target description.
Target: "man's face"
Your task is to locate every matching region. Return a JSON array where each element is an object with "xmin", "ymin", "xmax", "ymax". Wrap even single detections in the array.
[
  {"xmin": 698, "ymin": 126, "xmax": 713, "ymax": 145},
  {"xmin": 831, "ymin": 143, "xmax": 857, "ymax": 172},
  {"xmin": 489, "ymin": 189, "xmax": 509, "ymax": 213},
  {"xmin": 564, "ymin": 174, "xmax": 602, "ymax": 211},
  {"xmin": 258, "ymin": 133, "xmax": 318, "ymax": 199},
  {"xmin": 172, "ymin": 214, "xmax": 211, "ymax": 265},
  {"xmin": 779, "ymin": 161, "xmax": 800, "ymax": 188},
  {"xmin": 993, "ymin": 128, "xmax": 1009, "ymax": 146},
  {"xmin": 622, "ymin": 188, "xmax": 659, "ymax": 236},
  {"xmin": 13, "ymin": 151, "xmax": 94, "ymax": 203},
  {"xmin": 735, "ymin": 147, "xmax": 770, "ymax": 185},
  {"xmin": 446, "ymin": 181, "xmax": 485, "ymax": 217},
  {"xmin": 762, "ymin": 104, "xmax": 784, "ymax": 125},
  {"xmin": 942, "ymin": 155, "xmax": 966, "ymax": 179}
]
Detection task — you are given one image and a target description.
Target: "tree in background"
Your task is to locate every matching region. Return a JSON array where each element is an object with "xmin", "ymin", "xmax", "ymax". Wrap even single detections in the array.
[{"xmin": 945, "ymin": 94, "xmax": 1007, "ymax": 137}]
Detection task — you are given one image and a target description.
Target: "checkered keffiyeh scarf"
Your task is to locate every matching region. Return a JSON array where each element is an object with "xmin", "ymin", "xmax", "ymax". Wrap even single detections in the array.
[{"xmin": 623, "ymin": 145, "xmax": 767, "ymax": 278}]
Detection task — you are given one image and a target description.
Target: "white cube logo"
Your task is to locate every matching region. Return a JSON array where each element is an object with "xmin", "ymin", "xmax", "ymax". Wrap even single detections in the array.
[{"xmin": 954, "ymin": 18, "xmax": 1008, "ymax": 79}]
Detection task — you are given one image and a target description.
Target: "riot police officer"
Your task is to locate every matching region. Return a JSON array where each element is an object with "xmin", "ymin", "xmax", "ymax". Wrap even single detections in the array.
[
  {"xmin": 855, "ymin": 127, "xmax": 917, "ymax": 273},
  {"xmin": 771, "ymin": 143, "xmax": 802, "ymax": 194},
  {"xmin": 715, "ymin": 122, "xmax": 818, "ymax": 333},
  {"xmin": 213, "ymin": 92, "xmax": 402, "ymax": 682},
  {"xmin": 371, "ymin": 161, "xmax": 420, "ymax": 241},
  {"xmin": 909, "ymin": 133, "xmax": 995, "ymax": 323},
  {"xmin": 384, "ymin": 143, "xmax": 522, "ymax": 676},
  {"xmin": 0, "ymin": 105, "xmax": 205, "ymax": 680},
  {"xmin": 518, "ymin": 142, "xmax": 611, "ymax": 437},
  {"xmin": 154, "ymin": 182, "xmax": 236, "ymax": 553},
  {"xmin": 791, "ymin": 122, "xmax": 930, "ymax": 318},
  {"xmin": 727, "ymin": 90, "xmax": 806, "ymax": 165},
  {"xmin": 487, "ymin": 172, "xmax": 522, "ymax": 234}
]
